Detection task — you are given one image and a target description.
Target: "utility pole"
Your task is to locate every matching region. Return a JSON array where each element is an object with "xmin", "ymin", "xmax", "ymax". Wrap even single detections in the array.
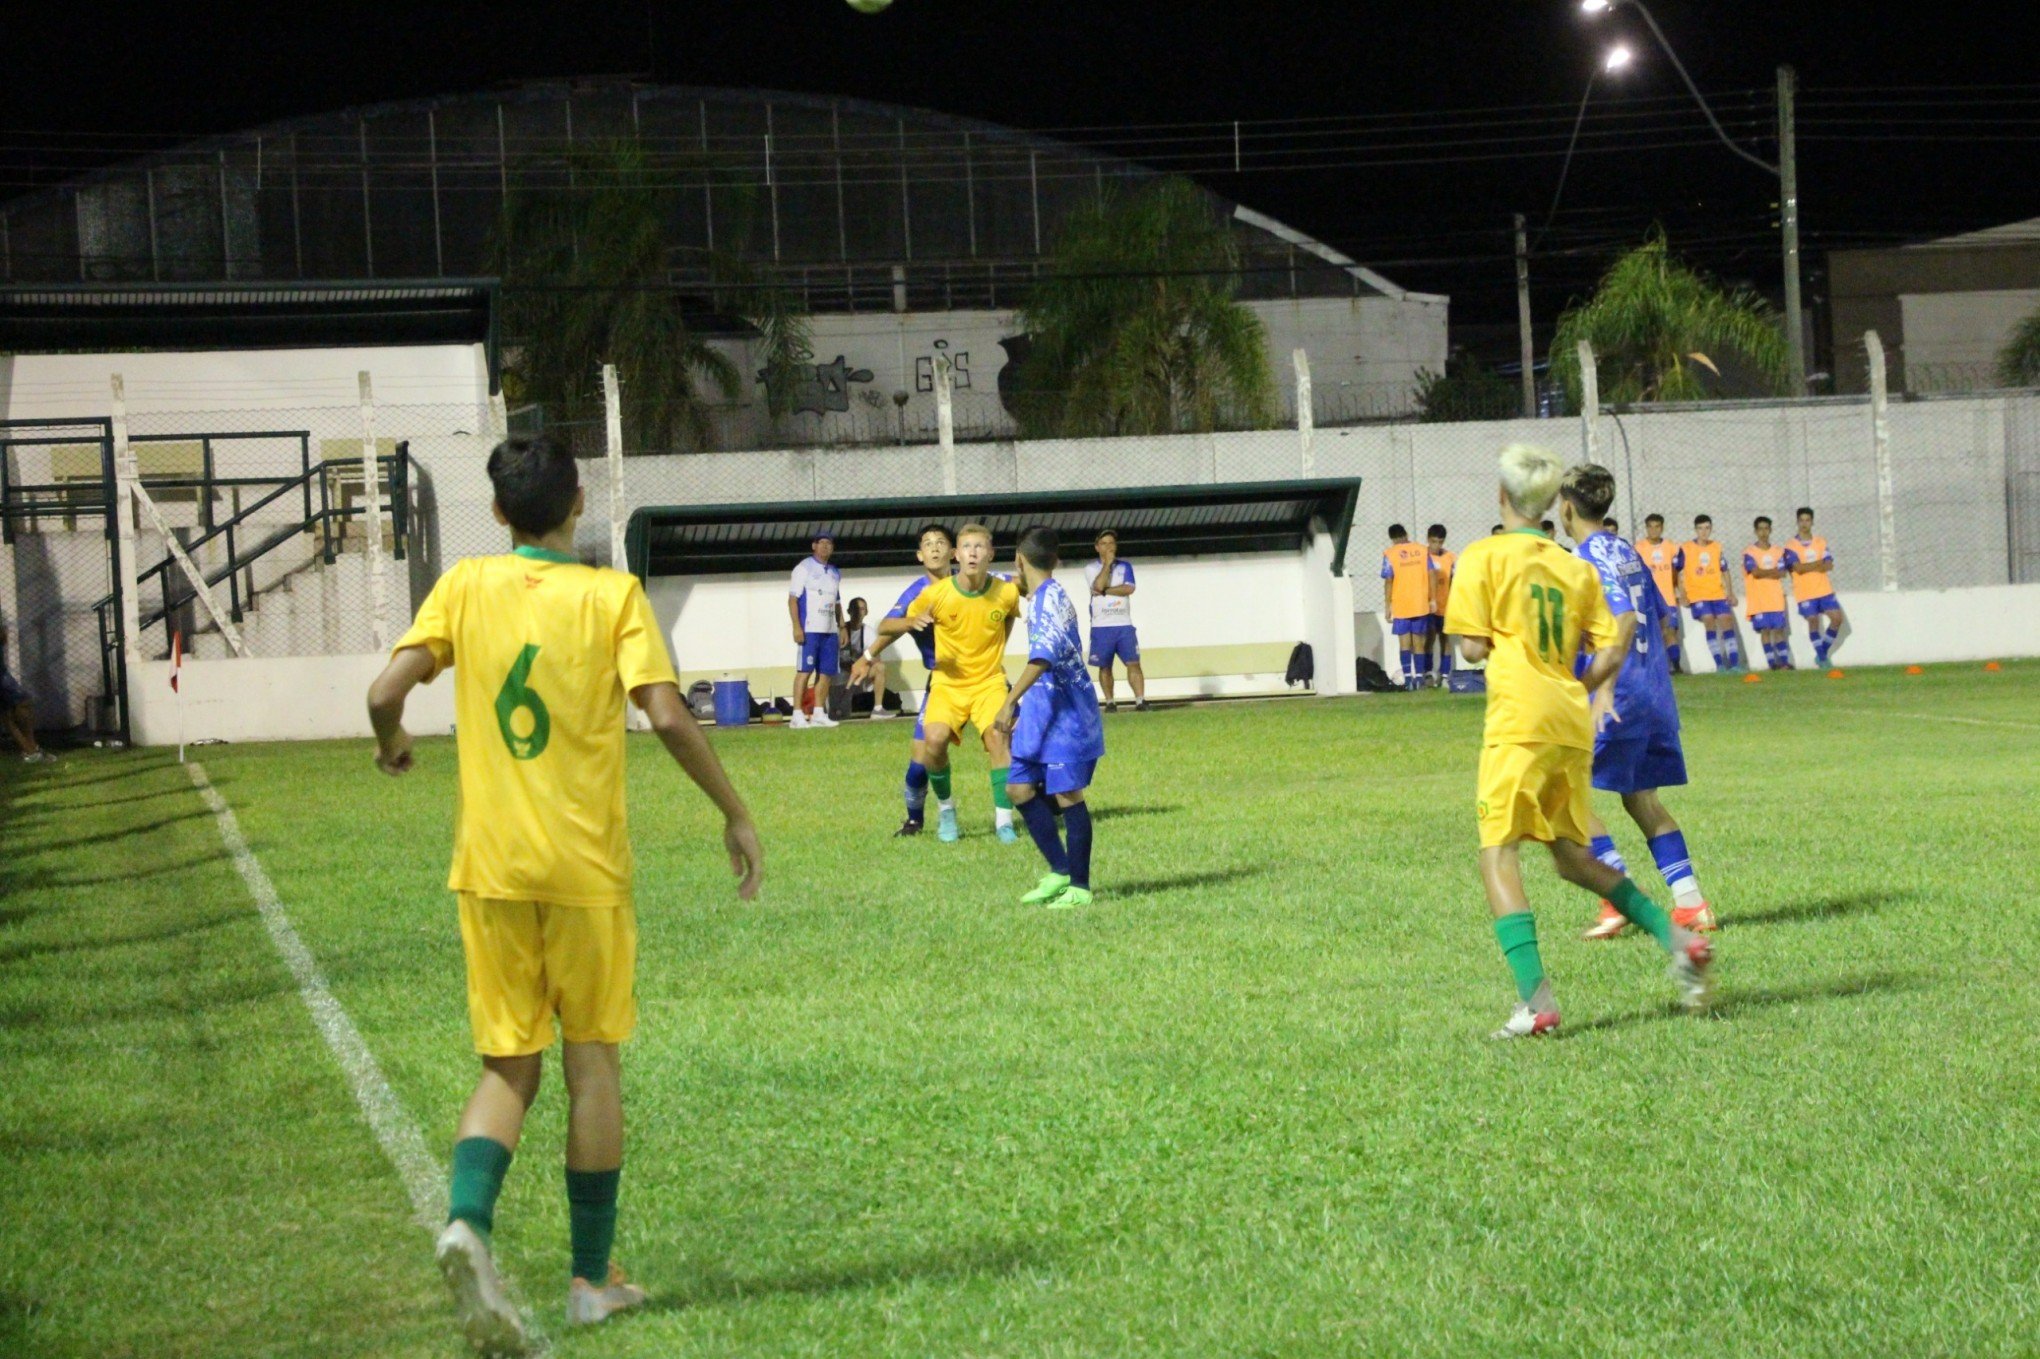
[
  {"xmin": 1777, "ymin": 64, "xmax": 1806, "ymax": 394},
  {"xmin": 1514, "ymin": 213, "xmax": 1536, "ymax": 418}
]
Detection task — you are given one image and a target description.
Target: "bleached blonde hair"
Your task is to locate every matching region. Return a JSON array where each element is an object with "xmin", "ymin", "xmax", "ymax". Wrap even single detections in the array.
[{"xmin": 1498, "ymin": 443, "xmax": 1564, "ymax": 520}]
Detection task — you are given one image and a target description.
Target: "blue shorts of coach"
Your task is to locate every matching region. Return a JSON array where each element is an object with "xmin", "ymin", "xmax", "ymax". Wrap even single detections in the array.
[
  {"xmin": 799, "ymin": 632, "xmax": 840, "ymax": 675},
  {"xmin": 1088, "ymin": 625, "xmax": 1139, "ymax": 667}
]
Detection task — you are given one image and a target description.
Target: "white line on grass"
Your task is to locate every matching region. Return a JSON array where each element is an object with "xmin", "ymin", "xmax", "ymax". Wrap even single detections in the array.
[
  {"xmin": 185, "ymin": 761, "xmax": 547, "ymax": 1348},
  {"xmin": 1828, "ymin": 706, "xmax": 2040, "ymax": 733}
]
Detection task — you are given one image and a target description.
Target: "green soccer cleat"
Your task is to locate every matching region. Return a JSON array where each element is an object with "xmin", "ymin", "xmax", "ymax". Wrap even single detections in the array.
[
  {"xmin": 937, "ymin": 806, "xmax": 960, "ymax": 842},
  {"xmin": 1045, "ymin": 885, "xmax": 1093, "ymax": 910},
  {"xmin": 1020, "ymin": 872, "xmax": 1071, "ymax": 905}
]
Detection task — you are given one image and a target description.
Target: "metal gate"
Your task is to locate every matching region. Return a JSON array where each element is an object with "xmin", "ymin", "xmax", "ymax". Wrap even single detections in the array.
[{"xmin": 0, "ymin": 418, "xmax": 127, "ymax": 744}]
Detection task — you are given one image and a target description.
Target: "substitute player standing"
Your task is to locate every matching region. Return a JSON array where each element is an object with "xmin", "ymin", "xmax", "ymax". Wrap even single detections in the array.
[
  {"xmin": 366, "ymin": 435, "xmax": 763, "ymax": 1351},
  {"xmin": 1085, "ymin": 530, "xmax": 1147, "ymax": 713},
  {"xmin": 1425, "ymin": 524, "xmax": 1457, "ymax": 687},
  {"xmin": 1382, "ymin": 524, "xmax": 1436, "ymax": 690},
  {"xmin": 1558, "ymin": 465, "xmax": 1719, "ymax": 942},
  {"xmin": 1635, "ymin": 514, "xmax": 1684, "ymax": 674},
  {"xmin": 855, "ymin": 523, "xmax": 1022, "ymax": 843},
  {"xmin": 1444, "ymin": 444, "xmax": 1711, "ymax": 1039},
  {"xmin": 857, "ymin": 523, "xmax": 956, "ymax": 836},
  {"xmin": 1678, "ymin": 515, "xmax": 1743, "ymax": 672},
  {"xmin": 996, "ymin": 525, "xmax": 1106, "ymax": 911},
  {"xmin": 787, "ymin": 532, "xmax": 842, "ymax": 729},
  {"xmin": 1786, "ymin": 506, "xmax": 1848, "ymax": 666},
  {"xmin": 1743, "ymin": 516, "xmax": 1795, "ymax": 671}
]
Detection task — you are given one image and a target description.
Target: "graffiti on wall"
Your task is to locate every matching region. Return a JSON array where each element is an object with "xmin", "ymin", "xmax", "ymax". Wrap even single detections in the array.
[
  {"xmin": 758, "ymin": 354, "xmax": 876, "ymax": 415},
  {"xmin": 914, "ymin": 338, "xmax": 971, "ymax": 393}
]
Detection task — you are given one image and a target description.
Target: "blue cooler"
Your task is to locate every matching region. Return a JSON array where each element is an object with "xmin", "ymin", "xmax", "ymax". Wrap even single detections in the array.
[{"xmin": 712, "ymin": 678, "xmax": 752, "ymax": 727}]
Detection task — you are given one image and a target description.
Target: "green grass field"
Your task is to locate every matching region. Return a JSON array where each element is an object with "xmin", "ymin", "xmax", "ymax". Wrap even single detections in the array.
[{"xmin": 4, "ymin": 662, "xmax": 2037, "ymax": 1358}]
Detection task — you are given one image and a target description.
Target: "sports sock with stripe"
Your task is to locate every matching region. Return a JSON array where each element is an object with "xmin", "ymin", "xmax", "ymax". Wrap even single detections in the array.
[
  {"xmin": 1648, "ymin": 830, "xmax": 1704, "ymax": 907},
  {"xmin": 1589, "ymin": 833, "xmax": 1629, "ymax": 875},
  {"xmin": 904, "ymin": 760, "xmax": 928, "ymax": 820}
]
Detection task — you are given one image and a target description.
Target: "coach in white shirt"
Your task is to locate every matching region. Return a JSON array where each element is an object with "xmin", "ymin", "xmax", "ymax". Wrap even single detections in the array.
[
  {"xmin": 787, "ymin": 531, "xmax": 842, "ymax": 729},
  {"xmin": 1083, "ymin": 529, "xmax": 1148, "ymax": 712}
]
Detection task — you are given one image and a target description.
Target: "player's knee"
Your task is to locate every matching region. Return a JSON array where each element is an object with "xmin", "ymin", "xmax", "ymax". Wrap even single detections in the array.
[
  {"xmin": 483, "ymin": 1052, "xmax": 543, "ymax": 1105},
  {"xmin": 561, "ymin": 1041, "xmax": 620, "ymax": 1097}
]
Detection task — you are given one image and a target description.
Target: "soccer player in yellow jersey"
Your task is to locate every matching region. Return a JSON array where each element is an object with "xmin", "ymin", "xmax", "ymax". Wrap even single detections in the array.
[
  {"xmin": 366, "ymin": 435, "xmax": 763, "ymax": 1351},
  {"xmin": 855, "ymin": 522, "xmax": 1021, "ymax": 844},
  {"xmin": 1444, "ymin": 444, "xmax": 1713, "ymax": 1040}
]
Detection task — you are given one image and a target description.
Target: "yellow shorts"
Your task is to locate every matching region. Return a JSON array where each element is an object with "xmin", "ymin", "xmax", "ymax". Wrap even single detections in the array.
[
  {"xmin": 1476, "ymin": 742, "xmax": 1593, "ymax": 849},
  {"xmin": 922, "ymin": 677, "xmax": 1009, "ymax": 738},
  {"xmin": 457, "ymin": 895, "xmax": 637, "ymax": 1056}
]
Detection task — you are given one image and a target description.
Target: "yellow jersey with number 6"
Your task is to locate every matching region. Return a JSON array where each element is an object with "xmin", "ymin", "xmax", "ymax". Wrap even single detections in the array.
[
  {"xmin": 394, "ymin": 547, "xmax": 679, "ymax": 907},
  {"xmin": 1443, "ymin": 528, "xmax": 1617, "ymax": 751}
]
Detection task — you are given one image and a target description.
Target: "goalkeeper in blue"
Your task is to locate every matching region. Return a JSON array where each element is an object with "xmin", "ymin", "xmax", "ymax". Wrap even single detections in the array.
[{"xmin": 994, "ymin": 525, "xmax": 1106, "ymax": 910}]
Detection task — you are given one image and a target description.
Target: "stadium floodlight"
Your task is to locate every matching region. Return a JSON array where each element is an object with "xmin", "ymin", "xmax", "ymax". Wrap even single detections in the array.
[
  {"xmin": 1603, "ymin": 44, "xmax": 1634, "ymax": 72},
  {"xmin": 1580, "ymin": 0, "xmax": 1612, "ymax": 12}
]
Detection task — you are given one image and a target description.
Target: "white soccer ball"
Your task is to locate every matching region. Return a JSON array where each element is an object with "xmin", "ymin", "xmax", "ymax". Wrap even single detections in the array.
[{"xmin": 846, "ymin": 0, "xmax": 893, "ymax": 12}]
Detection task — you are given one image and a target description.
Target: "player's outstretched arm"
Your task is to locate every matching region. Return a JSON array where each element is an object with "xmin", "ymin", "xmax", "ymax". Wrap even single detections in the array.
[
  {"xmin": 366, "ymin": 646, "xmax": 437, "ymax": 776},
  {"xmin": 634, "ymin": 681, "xmax": 764, "ymax": 900},
  {"xmin": 851, "ymin": 613, "xmax": 927, "ymax": 684},
  {"xmin": 993, "ymin": 660, "xmax": 1051, "ymax": 735}
]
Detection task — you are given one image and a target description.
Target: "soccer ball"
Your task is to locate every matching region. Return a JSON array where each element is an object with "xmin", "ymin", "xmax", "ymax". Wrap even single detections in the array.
[{"xmin": 846, "ymin": 0, "xmax": 893, "ymax": 12}]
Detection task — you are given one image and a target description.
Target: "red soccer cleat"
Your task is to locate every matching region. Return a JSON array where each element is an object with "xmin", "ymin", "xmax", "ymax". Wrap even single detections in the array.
[
  {"xmin": 1491, "ymin": 1004, "xmax": 1562, "ymax": 1040},
  {"xmin": 1582, "ymin": 901, "xmax": 1629, "ymax": 940},
  {"xmin": 1672, "ymin": 902, "xmax": 1719, "ymax": 933}
]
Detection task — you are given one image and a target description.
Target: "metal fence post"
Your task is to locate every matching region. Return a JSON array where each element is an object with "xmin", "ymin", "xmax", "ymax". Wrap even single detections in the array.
[
  {"xmin": 358, "ymin": 370, "xmax": 390, "ymax": 650},
  {"xmin": 936, "ymin": 357, "xmax": 957, "ymax": 496},
  {"xmin": 602, "ymin": 363, "xmax": 627, "ymax": 569},
  {"xmin": 1865, "ymin": 331, "xmax": 1899, "ymax": 591},
  {"xmin": 1577, "ymin": 340, "xmax": 1601, "ymax": 464},
  {"xmin": 110, "ymin": 376, "xmax": 144, "ymax": 664},
  {"xmin": 1293, "ymin": 348, "xmax": 1315, "ymax": 478}
]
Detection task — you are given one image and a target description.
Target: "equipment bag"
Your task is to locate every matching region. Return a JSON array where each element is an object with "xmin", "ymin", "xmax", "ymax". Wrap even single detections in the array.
[{"xmin": 1284, "ymin": 642, "xmax": 1315, "ymax": 688}]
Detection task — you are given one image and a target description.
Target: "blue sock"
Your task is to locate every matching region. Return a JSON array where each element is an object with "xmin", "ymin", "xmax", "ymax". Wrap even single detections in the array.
[
  {"xmin": 1825, "ymin": 622, "xmax": 1840, "ymax": 656},
  {"xmin": 904, "ymin": 760, "xmax": 928, "ymax": 821},
  {"xmin": 1015, "ymin": 796, "xmax": 1068, "ymax": 876},
  {"xmin": 1415, "ymin": 653, "xmax": 1431, "ymax": 680},
  {"xmin": 1726, "ymin": 634, "xmax": 1743, "ymax": 670},
  {"xmin": 1706, "ymin": 635, "xmax": 1725, "ymax": 669},
  {"xmin": 1589, "ymin": 833, "xmax": 1629, "ymax": 875},
  {"xmin": 1647, "ymin": 829, "xmax": 1700, "ymax": 904},
  {"xmin": 1062, "ymin": 802, "xmax": 1094, "ymax": 889},
  {"xmin": 1668, "ymin": 641, "xmax": 1682, "ymax": 672},
  {"xmin": 1439, "ymin": 647, "xmax": 1454, "ymax": 678},
  {"xmin": 1812, "ymin": 629, "xmax": 1830, "ymax": 665}
]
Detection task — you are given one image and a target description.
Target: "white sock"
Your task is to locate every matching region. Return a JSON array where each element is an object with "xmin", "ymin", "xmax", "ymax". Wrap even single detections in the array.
[
  {"xmin": 1668, "ymin": 874, "xmax": 1704, "ymax": 908},
  {"xmin": 939, "ymin": 797, "xmax": 957, "ymax": 813},
  {"xmin": 995, "ymin": 806, "xmax": 1014, "ymax": 830}
]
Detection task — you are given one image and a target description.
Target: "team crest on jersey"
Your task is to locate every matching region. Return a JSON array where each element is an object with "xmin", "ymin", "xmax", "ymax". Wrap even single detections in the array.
[{"xmin": 990, "ymin": 608, "xmax": 1007, "ymax": 623}]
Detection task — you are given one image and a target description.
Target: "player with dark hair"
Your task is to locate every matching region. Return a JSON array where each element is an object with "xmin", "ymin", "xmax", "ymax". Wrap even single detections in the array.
[
  {"xmin": 1381, "ymin": 524, "xmax": 1436, "ymax": 690},
  {"xmin": 1678, "ymin": 514, "xmax": 1742, "ymax": 671},
  {"xmin": 787, "ymin": 531, "xmax": 843, "ymax": 729},
  {"xmin": 1635, "ymin": 513, "xmax": 1684, "ymax": 673},
  {"xmin": 995, "ymin": 525, "xmax": 1106, "ymax": 910},
  {"xmin": 855, "ymin": 523, "xmax": 957, "ymax": 835},
  {"xmin": 1559, "ymin": 464, "xmax": 1718, "ymax": 941},
  {"xmin": 1787, "ymin": 506, "xmax": 1848, "ymax": 666},
  {"xmin": 1425, "ymin": 524, "xmax": 1457, "ymax": 687},
  {"xmin": 1744, "ymin": 516, "xmax": 1794, "ymax": 670},
  {"xmin": 366, "ymin": 434, "xmax": 764, "ymax": 1347},
  {"xmin": 1085, "ymin": 530, "xmax": 1146, "ymax": 713}
]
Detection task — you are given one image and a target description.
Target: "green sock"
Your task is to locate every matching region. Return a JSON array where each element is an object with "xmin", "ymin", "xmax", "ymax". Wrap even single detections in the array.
[
  {"xmin": 1609, "ymin": 876, "xmax": 1674, "ymax": 951},
  {"xmin": 448, "ymin": 1136, "xmax": 514, "ymax": 1237},
  {"xmin": 929, "ymin": 768, "xmax": 953, "ymax": 802},
  {"xmin": 566, "ymin": 1167, "xmax": 621, "ymax": 1283},
  {"xmin": 990, "ymin": 767, "xmax": 1012, "ymax": 810},
  {"xmin": 1493, "ymin": 911, "xmax": 1546, "ymax": 1005}
]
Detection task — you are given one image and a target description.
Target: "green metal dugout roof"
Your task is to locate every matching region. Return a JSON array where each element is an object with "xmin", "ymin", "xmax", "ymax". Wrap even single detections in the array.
[{"xmin": 626, "ymin": 479, "xmax": 1362, "ymax": 579}]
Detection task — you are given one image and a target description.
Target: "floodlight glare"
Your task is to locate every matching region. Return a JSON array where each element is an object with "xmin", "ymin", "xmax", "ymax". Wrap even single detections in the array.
[
  {"xmin": 1604, "ymin": 44, "xmax": 1634, "ymax": 72},
  {"xmin": 1581, "ymin": 0, "xmax": 1614, "ymax": 14}
]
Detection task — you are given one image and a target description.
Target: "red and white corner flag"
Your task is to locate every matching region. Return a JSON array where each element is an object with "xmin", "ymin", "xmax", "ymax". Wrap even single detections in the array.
[{"xmin": 171, "ymin": 630, "xmax": 186, "ymax": 762}]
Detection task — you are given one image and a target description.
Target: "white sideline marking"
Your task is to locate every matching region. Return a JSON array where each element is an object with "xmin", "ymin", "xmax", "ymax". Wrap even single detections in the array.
[
  {"xmin": 1829, "ymin": 706, "xmax": 2040, "ymax": 733},
  {"xmin": 185, "ymin": 761, "xmax": 546, "ymax": 1347}
]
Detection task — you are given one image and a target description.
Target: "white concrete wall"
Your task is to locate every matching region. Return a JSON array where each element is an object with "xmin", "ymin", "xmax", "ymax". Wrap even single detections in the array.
[
  {"xmin": 1900, "ymin": 290, "xmax": 2040, "ymax": 379},
  {"xmin": 128, "ymin": 652, "xmax": 456, "ymax": 748},
  {"xmin": 0, "ymin": 343, "xmax": 492, "ymax": 419}
]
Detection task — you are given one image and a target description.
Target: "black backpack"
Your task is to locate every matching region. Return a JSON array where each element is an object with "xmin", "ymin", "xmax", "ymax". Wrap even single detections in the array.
[
  {"xmin": 1285, "ymin": 642, "xmax": 1315, "ymax": 688},
  {"xmin": 1356, "ymin": 657, "xmax": 1402, "ymax": 692}
]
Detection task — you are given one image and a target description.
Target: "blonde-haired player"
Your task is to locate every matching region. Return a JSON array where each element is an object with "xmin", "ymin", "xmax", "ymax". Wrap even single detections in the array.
[
  {"xmin": 855, "ymin": 522, "xmax": 1022, "ymax": 843},
  {"xmin": 1444, "ymin": 444, "xmax": 1713, "ymax": 1038}
]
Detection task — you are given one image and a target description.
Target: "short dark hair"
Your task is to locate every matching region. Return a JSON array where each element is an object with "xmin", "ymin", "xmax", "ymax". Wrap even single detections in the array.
[
  {"xmin": 1695, "ymin": 514, "xmax": 1713, "ymax": 527},
  {"xmin": 1094, "ymin": 529, "xmax": 1118, "ymax": 544},
  {"xmin": 1540, "ymin": 519, "xmax": 1556, "ymax": 532},
  {"xmin": 1017, "ymin": 524, "xmax": 1060, "ymax": 571},
  {"xmin": 1644, "ymin": 513, "xmax": 1665, "ymax": 527},
  {"xmin": 1755, "ymin": 515, "xmax": 1772, "ymax": 530},
  {"xmin": 1387, "ymin": 523, "xmax": 1408, "ymax": 539},
  {"xmin": 1426, "ymin": 523, "xmax": 1447, "ymax": 539},
  {"xmin": 1603, "ymin": 517, "xmax": 1619, "ymax": 530},
  {"xmin": 1491, "ymin": 523, "xmax": 1504, "ymax": 535},
  {"xmin": 917, "ymin": 522, "xmax": 954, "ymax": 547},
  {"xmin": 1559, "ymin": 464, "xmax": 1616, "ymax": 520},
  {"xmin": 1796, "ymin": 506, "xmax": 1815, "ymax": 520},
  {"xmin": 487, "ymin": 435, "xmax": 579, "ymax": 537}
]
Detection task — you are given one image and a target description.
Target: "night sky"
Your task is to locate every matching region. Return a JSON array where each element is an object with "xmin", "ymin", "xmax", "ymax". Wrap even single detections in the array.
[{"xmin": 3, "ymin": 0, "xmax": 2035, "ymax": 347}]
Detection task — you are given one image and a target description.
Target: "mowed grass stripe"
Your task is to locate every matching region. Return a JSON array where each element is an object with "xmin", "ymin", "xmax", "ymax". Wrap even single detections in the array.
[{"xmin": 0, "ymin": 755, "xmax": 461, "ymax": 1359}]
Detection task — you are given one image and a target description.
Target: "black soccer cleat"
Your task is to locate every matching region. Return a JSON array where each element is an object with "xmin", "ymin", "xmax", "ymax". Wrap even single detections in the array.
[
  {"xmin": 1134, "ymin": 700, "xmax": 1151, "ymax": 712},
  {"xmin": 894, "ymin": 817, "xmax": 925, "ymax": 837}
]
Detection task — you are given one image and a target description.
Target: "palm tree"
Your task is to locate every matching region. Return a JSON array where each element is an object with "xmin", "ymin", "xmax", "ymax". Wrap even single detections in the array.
[
  {"xmin": 1014, "ymin": 177, "xmax": 1274, "ymax": 437},
  {"xmin": 491, "ymin": 139, "xmax": 809, "ymax": 452},
  {"xmin": 1996, "ymin": 307, "xmax": 2040, "ymax": 387},
  {"xmin": 1549, "ymin": 231, "xmax": 1790, "ymax": 406}
]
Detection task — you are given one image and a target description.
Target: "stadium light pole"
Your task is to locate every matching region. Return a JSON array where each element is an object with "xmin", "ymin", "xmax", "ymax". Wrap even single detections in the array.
[{"xmin": 1579, "ymin": 0, "xmax": 1805, "ymax": 393}]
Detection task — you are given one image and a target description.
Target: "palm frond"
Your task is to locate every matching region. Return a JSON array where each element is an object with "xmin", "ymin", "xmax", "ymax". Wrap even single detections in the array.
[{"xmin": 1997, "ymin": 308, "xmax": 2040, "ymax": 387}]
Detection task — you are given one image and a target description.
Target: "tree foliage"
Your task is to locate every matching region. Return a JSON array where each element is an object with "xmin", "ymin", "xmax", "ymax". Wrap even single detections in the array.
[
  {"xmin": 1549, "ymin": 231, "xmax": 1790, "ymax": 406},
  {"xmin": 1013, "ymin": 178, "xmax": 1275, "ymax": 437},
  {"xmin": 1996, "ymin": 307, "xmax": 2040, "ymax": 387},
  {"xmin": 1413, "ymin": 351, "xmax": 1520, "ymax": 422},
  {"xmin": 490, "ymin": 140, "xmax": 809, "ymax": 452}
]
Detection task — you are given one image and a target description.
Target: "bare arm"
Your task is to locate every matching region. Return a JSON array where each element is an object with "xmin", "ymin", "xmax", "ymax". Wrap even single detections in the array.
[
  {"xmin": 634, "ymin": 681, "xmax": 763, "ymax": 900},
  {"xmin": 786, "ymin": 595, "xmax": 805, "ymax": 642},
  {"xmin": 366, "ymin": 646, "xmax": 439, "ymax": 776},
  {"xmin": 1104, "ymin": 584, "xmax": 1135, "ymax": 597},
  {"xmin": 1457, "ymin": 634, "xmax": 1492, "ymax": 664},
  {"xmin": 993, "ymin": 659, "xmax": 1051, "ymax": 735}
]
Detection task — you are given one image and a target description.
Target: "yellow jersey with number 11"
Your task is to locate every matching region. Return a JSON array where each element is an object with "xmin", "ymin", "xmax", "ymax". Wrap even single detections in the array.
[
  {"xmin": 1443, "ymin": 528, "xmax": 1618, "ymax": 751},
  {"xmin": 393, "ymin": 546, "xmax": 679, "ymax": 908}
]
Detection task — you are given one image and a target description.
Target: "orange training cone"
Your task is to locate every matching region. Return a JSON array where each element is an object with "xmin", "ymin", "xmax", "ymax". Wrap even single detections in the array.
[
  {"xmin": 1827, "ymin": 668, "xmax": 1845, "ymax": 679},
  {"xmin": 1984, "ymin": 661, "xmax": 2002, "ymax": 672},
  {"xmin": 1743, "ymin": 673, "xmax": 1763, "ymax": 684},
  {"xmin": 1905, "ymin": 665, "xmax": 1924, "ymax": 675}
]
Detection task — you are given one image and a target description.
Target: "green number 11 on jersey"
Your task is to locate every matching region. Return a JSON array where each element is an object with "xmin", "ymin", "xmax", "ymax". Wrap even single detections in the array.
[
  {"xmin": 1527, "ymin": 582, "xmax": 1566, "ymax": 657},
  {"xmin": 495, "ymin": 644, "xmax": 551, "ymax": 760}
]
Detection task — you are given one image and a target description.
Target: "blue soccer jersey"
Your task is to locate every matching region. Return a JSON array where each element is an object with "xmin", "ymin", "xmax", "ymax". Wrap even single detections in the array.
[
  {"xmin": 1013, "ymin": 577, "xmax": 1105, "ymax": 766},
  {"xmin": 885, "ymin": 575, "xmax": 941, "ymax": 671},
  {"xmin": 1578, "ymin": 531, "xmax": 1680, "ymax": 734}
]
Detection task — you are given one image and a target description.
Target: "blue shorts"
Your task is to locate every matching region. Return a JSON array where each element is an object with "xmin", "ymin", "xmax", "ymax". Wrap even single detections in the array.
[
  {"xmin": 1688, "ymin": 599, "xmax": 1732, "ymax": 620},
  {"xmin": 1748, "ymin": 611, "xmax": 1787, "ymax": 632},
  {"xmin": 1088, "ymin": 625, "xmax": 1139, "ymax": 667},
  {"xmin": 1008, "ymin": 756, "xmax": 1096, "ymax": 797},
  {"xmin": 0, "ymin": 665, "xmax": 26, "ymax": 710},
  {"xmin": 1429, "ymin": 613, "xmax": 1447, "ymax": 630},
  {"xmin": 1797, "ymin": 594, "xmax": 1840, "ymax": 619},
  {"xmin": 1390, "ymin": 616, "xmax": 1431, "ymax": 637},
  {"xmin": 798, "ymin": 632, "xmax": 840, "ymax": 675},
  {"xmin": 1659, "ymin": 605, "xmax": 1683, "ymax": 632},
  {"xmin": 1593, "ymin": 723, "xmax": 1688, "ymax": 794}
]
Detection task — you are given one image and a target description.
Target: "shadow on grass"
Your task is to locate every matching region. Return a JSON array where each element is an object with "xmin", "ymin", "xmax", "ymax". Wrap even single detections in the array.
[
  {"xmin": 20, "ymin": 808, "xmax": 211, "ymax": 852},
  {"xmin": 0, "ymin": 908, "xmax": 33, "ymax": 929},
  {"xmin": 1113, "ymin": 864, "xmax": 1269, "ymax": 897},
  {"xmin": 0, "ymin": 974, "xmax": 292, "ymax": 1031},
  {"xmin": 0, "ymin": 908, "xmax": 244, "ymax": 967},
  {"xmin": 1727, "ymin": 889, "xmax": 1916, "ymax": 929},
  {"xmin": 1087, "ymin": 803, "xmax": 1180, "ymax": 823},
  {"xmin": 22, "ymin": 850, "xmax": 232, "ymax": 891},
  {"xmin": 10, "ymin": 760, "xmax": 179, "ymax": 792},
  {"xmin": 1566, "ymin": 970, "xmax": 1926, "ymax": 1037},
  {"xmin": 644, "ymin": 1240, "xmax": 1049, "ymax": 1313}
]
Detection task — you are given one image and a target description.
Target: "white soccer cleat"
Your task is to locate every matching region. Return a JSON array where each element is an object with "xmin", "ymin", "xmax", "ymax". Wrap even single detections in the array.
[
  {"xmin": 434, "ymin": 1220, "xmax": 529, "ymax": 1356},
  {"xmin": 567, "ymin": 1263, "xmax": 648, "ymax": 1328},
  {"xmin": 1670, "ymin": 934, "xmax": 1715, "ymax": 1011},
  {"xmin": 869, "ymin": 709, "xmax": 898, "ymax": 721},
  {"xmin": 1489, "ymin": 1004, "xmax": 1561, "ymax": 1041},
  {"xmin": 808, "ymin": 710, "xmax": 839, "ymax": 728},
  {"xmin": 787, "ymin": 712, "xmax": 810, "ymax": 729},
  {"xmin": 1582, "ymin": 901, "xmax": 1629, "ymax": 940}
]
